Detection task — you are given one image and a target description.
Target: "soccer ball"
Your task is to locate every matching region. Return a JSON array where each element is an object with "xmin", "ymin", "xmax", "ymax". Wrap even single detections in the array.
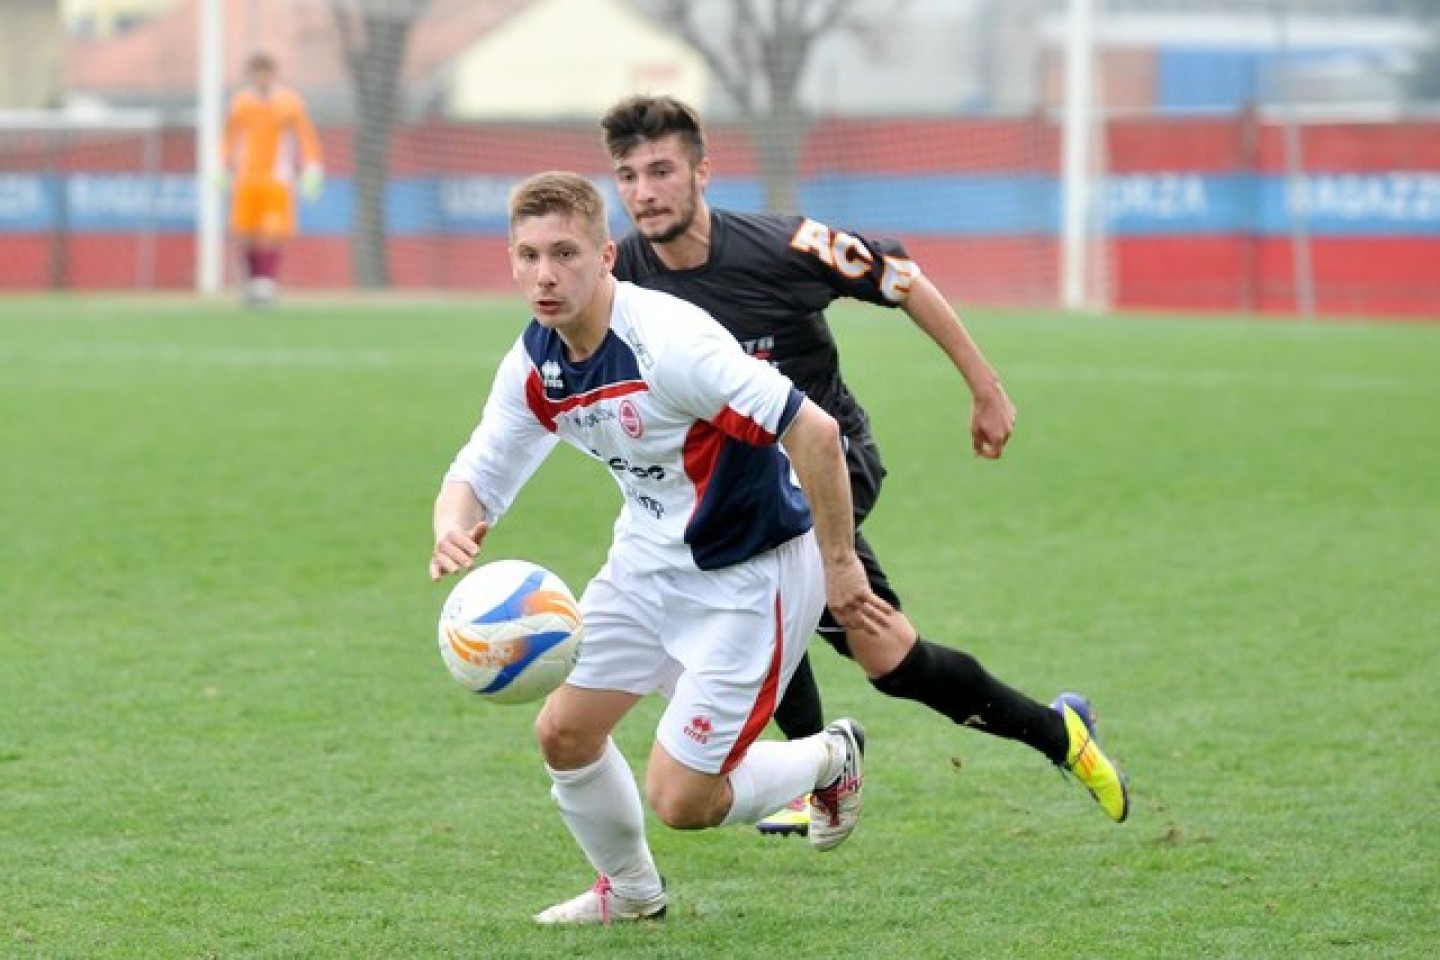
[{"xmin": 437, "ymin": 559, "xmax": 583, "ymax": 704}]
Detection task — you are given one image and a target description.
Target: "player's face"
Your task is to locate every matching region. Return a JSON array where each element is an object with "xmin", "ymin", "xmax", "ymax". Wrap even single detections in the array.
[
  {"xmin": 510, "ymin": 212, "xmax": 616, "ymax": 337},
  {"xmin": 248, "ymin": 65, "xmax": 275, "ymax": 94},
  {"xmin": 613, "ymin": 135, "xmax": 710, "ymax": 244}
]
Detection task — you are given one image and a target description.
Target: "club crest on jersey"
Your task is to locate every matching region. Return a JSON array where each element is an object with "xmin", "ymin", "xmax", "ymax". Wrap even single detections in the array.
[
  {"xmin": 619, "ymin": 398, "xmax": 644, "ymax": 438},
  {"xmin": 540, "ymin": 360, "xmax": 564, "ymax": 391}
]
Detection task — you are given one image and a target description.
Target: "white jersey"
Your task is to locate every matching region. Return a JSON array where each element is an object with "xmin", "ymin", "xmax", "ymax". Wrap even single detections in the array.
[{"xmin": 446, "ymin": 281, "xmax": 812, "ymax": 574}]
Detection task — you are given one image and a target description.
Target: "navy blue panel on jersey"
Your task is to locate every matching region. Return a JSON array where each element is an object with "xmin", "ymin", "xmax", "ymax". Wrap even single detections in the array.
[
  {"xmin": 684, "ymin": 423, "xmax": 812, "ymax": 571},
  {"xmin": 521, "ymin": 322, "xmax": 644, "ymax": 402}
]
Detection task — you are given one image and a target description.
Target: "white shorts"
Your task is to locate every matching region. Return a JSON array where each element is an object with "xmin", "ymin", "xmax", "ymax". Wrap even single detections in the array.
[{"xmin": 567, "ymin": 530, "xmax": 825, "ymax": 776}]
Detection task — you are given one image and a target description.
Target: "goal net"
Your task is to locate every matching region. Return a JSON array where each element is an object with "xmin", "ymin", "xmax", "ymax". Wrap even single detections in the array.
[
  {"xmin": 20, "ymin": 0, "xmax": 1069, "ymax": 306},
  {"xmin": 0, "ymin": 109, "xmax": 189, "ymax": 291},
  {"xmin": 12, "ymin": 0, "xmax": 1434, "ymax": 315}
]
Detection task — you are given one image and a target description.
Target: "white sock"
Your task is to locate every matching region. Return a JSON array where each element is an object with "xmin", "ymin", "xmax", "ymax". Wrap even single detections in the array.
[
  {"xmin": 547, "ymin": 738, "xmax": 661, "ymax": 900},
  {"xmin": 816, "ymin": 726, "xmax": 847, "ymax": 787},
  {"xmin": 720, "ymin": 734, "xmax": 832, "ymax": 827}
]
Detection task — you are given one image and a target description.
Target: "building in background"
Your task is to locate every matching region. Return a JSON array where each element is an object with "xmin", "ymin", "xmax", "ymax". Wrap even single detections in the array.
[
  {"xmin": 60, "ymin": 0, "xmax": 704, "ymax": 119},
  {"xmin": 46, "ymin": 0, "xmax": 1437, "ymax": 119},
  {"xmin": 441, "ymin": 0, "xmax": 705, "ymax": 118},
  {"xmin": 64, "ymin": 0, "xmax": 179, "ymax": 37},
  {"xmin": 629, "ymin": 0, "xmax": 1430, "ymax": 119},
  {"xmin": 63, "ymin": 0, "xmax": 526, "ymax": 115},
  {"xmin": 1, "ymin": 0, "xmax": 64, "ymax": 108},
  {"xmin": 1040, "ymin": 1, "xmax": 1428, "ymax": 114},
  {"xmin": 3, "ymin": 0, "xmax": 1437, "ymax": 314}
]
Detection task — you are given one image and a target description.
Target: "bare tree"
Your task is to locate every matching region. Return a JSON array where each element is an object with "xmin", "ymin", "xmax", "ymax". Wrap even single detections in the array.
[
  {"xmin": 330, "ymin": 0, "xmax": 431, "ymax": 288},
  {"xmin": 643, "ymin": 0, "xmax": 904, "ymax": 213}
]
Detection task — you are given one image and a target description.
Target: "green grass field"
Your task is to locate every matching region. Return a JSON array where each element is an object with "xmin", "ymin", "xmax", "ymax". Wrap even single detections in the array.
[{"xmin": 2, "ymin": 296, "xmax": 1436, "ymax": 958}]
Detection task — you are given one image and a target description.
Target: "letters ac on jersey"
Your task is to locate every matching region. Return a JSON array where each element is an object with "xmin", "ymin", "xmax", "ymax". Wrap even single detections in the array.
[
  {"xmin": 446, "ymin": 282, "xmax": 811, "ymax": 573},
  {"xmin": 786, "ymin": 218, "xmax": 918, "ymax": 303},
  {"xmin": 613, "ymin": 210, "xmax": 921, "ymax": 438}
]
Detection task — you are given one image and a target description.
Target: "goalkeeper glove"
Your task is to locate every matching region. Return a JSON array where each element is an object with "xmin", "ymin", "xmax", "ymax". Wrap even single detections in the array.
[{"xmin": 300, "ymin": 164, "xmax": 325, "ymax": 201}]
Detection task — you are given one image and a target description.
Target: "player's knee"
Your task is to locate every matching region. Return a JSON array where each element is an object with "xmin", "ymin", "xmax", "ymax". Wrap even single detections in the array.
[
  {"xmin": 645, "ymin": 779, "xmax": 717, "ymax": 830},
  {"xmin": 841, "ymin": 614, "xmax": 918, "ymax": 677},
  {"xmin": 646, "ymin": 790, "xmax": 697, "ymax": 830},
  {"xmin": 533, "ymin": 703, "xmax": 604, "ymax": 770}
]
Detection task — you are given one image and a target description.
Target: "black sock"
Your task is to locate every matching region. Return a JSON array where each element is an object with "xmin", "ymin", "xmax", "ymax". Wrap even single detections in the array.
[
  {"xmin": 773, "ymin": 653, "xmax": 825, "ymax": 740},
  {"xmin": 871, "ymin": 638, "xmax": 1069, "ymax": 764}
]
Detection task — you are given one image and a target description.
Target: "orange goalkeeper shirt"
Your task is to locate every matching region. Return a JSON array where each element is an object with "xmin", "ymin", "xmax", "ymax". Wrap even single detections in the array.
[{"xmin": 223, "ymin": 84, "xmax": 322, "ymax": 184}]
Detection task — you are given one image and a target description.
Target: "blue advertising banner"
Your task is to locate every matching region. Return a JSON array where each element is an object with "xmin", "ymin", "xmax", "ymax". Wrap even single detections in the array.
[{"xmin": 2, "ymin": 172, "xmax": 1437, "ymax": 237}]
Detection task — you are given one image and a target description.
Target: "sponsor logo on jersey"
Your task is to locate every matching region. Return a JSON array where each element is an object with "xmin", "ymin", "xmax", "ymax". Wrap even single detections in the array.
[
  {"xmin": 540, "ymin": 360, "xmax": 564, "ymax": 391},
  {"xmin": 619, "ymin": 398, "xmax": 644, "ymax": 438},
  {"xmin": 606, "ymin": 456, "xmax": 666, "ymax": 481},
  {"xmin": 630, "ymin": 337, "xmax": 655, "ymax": 370},
  {"xmin": 568, "ymin": 406, "xmax": 617, "ymax": 429}
]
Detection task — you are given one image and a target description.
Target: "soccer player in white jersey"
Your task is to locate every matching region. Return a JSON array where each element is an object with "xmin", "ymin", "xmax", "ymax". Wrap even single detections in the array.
[{"xmin": 429, "ymin": 172, "xmax": 892, "ymax": 924}]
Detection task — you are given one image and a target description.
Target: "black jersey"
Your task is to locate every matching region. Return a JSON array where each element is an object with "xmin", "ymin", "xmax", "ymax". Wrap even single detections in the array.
[{"xmin": 613, "ymin": 209, "xmax": 920, "ymax": 441}]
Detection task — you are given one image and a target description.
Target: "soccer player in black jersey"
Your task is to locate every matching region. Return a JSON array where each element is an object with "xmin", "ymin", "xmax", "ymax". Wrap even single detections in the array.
[{"xmin": 599, "ymin": 95, "xmax": 1130, "ymax": 827}]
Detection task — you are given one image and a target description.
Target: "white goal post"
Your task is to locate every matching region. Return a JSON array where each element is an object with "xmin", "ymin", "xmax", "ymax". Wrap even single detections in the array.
[
  {"xmin": 196, "ymin": 0, "xmax": 225, "ymax": 296},
  {"xmin": 1062, "ymin": 0, "xmax": 1103, "ymax": 313}
]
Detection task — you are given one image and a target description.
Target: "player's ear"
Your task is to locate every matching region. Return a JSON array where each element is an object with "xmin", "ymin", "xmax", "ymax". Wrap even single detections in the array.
[
  {"xmin": 694, "ymin": 155, "xmax": 711, "ymax": 189},
  {"xmin": 601, "ymin": 238, "xmax": 616, "ymax": 273}
]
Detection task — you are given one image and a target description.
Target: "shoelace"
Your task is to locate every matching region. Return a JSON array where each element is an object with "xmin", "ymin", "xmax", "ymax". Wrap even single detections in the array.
[
  {"xmin": 814, "ymin": 775, "xmax": 858, "ymax": 825},
  {"xmin": 591, "ymin": 874, "xmax": 614, "ymax": 925},
  {"xmin": 813, "ymin": 786, "xmax": 840, "ymax": 825}
]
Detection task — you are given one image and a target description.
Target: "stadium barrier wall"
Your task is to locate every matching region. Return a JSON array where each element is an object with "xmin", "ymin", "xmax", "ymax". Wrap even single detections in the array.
[{"xmin": 1, "ymin": 116, "xmax": 1436, "ymax": 317}]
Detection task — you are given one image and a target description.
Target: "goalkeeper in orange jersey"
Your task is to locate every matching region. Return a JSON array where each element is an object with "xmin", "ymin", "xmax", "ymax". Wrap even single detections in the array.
[{"xmin": 222, "ymin": 52, "xmax": 324, "ymax": 307}]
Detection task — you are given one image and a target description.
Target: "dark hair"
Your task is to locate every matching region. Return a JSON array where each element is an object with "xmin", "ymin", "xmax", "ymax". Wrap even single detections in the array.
[
  {"xmin": 246, "ymin": 51, "xmax": 277, "ymax": 73},
  {"xmin": 508, "ymin": 171, "xmax": 608, "ymax": 245},
  {"xmin": 600, "ymin": 96, "xmax": 706, "ymax": 165}
]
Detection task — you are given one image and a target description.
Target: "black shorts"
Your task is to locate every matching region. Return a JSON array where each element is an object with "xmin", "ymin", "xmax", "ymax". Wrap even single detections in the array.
[{"xmin": 817, "ymin": 435, "xmax": 901, "ymax": 650}]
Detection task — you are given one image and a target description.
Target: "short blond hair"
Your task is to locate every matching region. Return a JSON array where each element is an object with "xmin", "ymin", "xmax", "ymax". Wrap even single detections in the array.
[{"xmin": 508, "ymin": 172, "xmax": 608, "ymax": 245}]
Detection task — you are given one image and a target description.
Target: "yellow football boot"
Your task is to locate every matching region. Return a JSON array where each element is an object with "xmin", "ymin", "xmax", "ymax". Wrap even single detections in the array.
[
  {"xmin": 755, "ymin": 794, "xmax": 810, "ymax": 837},
  {"xmin": 1054, "ymin": 693, "xmax": 1130, "ymax": 823}
]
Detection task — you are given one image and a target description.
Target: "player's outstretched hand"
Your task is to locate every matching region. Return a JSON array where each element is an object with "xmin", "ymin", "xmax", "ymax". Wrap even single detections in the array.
[
  {"xmin": 824, "ymin": 553, "xmax": 896, "ymax": 635},
  {"xmin": 429, "ymin": 520, "xmax": 489, "ymax": 581},
  {"xmin": 300, "ymin": 164, "xmax": 325, "ymax": 201},
  {"xmin": 971, "ymin": 382, "xmax": 1016, "ymax": 459}
]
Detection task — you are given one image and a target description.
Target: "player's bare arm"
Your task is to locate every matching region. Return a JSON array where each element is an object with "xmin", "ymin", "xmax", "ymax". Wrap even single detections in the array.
[
  {"xmin": 902, "ymin": 274, "xmax": 1017, "ymax": 460},
  {"xmin": 429, "ymin": 480, "xmax": 490, "ymax": 581},
  {"xmin": 780, "ymin": 400, "xmax": 893, "ymax": 632}
]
